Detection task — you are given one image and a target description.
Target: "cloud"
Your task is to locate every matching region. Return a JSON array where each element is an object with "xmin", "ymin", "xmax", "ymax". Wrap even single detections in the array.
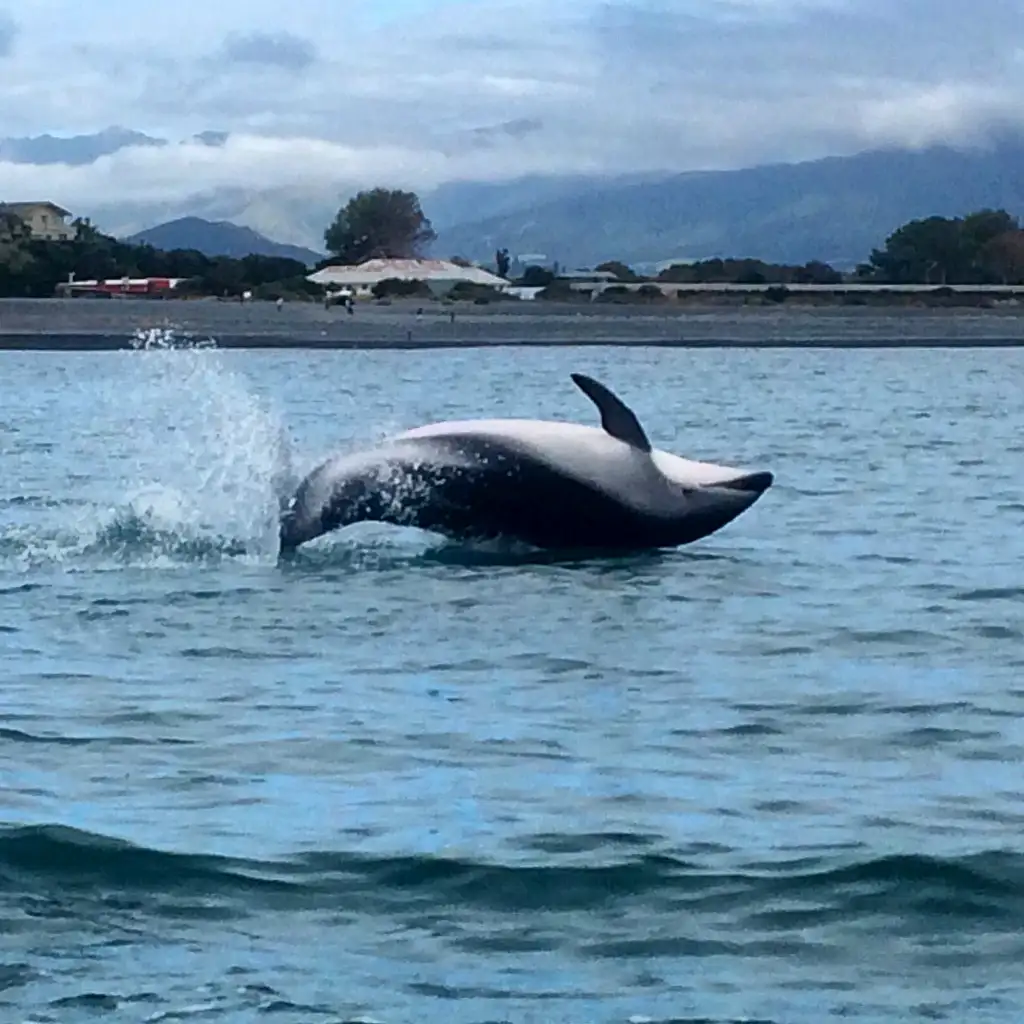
[
  {"xmin": 0, "ymin": 10, "xmax": 17, "ymax": 57},
  {"xmin": 0, "ymin": 0, "xmax": 1022, "ymax": 212},
  {"xmin": 218, "ymin": 30, "xmax": 316, "ymax": 71},
  {"xmin": 0, "ymin": 133, "xmax": 606, "ymax": 209}
]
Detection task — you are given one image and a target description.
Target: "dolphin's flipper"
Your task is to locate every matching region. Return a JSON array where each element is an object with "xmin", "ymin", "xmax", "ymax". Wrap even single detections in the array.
[{"xmin": 570, "ymin": 373, "xmax": 652, "ymax": 452}]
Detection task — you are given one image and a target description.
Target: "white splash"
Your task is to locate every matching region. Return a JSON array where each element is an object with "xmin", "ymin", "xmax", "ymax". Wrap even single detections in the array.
[{"xmin": 84, "ymin": 327, "xmax": 293, "ymax": 565}]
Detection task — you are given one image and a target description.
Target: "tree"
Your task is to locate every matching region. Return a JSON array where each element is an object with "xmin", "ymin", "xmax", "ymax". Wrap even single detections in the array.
[
  {"xmin": 324, "ymin": 188, "xmax": 437, "ymax": 264},
  {"xmin": 72, "ymin": 216, "xmax": 103, "ymax": 243},
  {"xmin": 980, "ymin": 230, "xmax": 1024, "ymax": 284},
  {"xmin": 495, "ymin": 247, "xmax": 510, "ymax": 278},
  {"xmin": 864, "ymin": 209, "xmax": 1022, "ymax": 285},
  {"xmin": 866, "ymin": 216, "xmax": 972, "ymax": 284},
  {"xmin": 637, "ymin": 283, "xmax": 666, "ymax": 300},
  {"xmin": 0, "ymin": 215, "xmax": 329, "ymax": 300},
  {"xmin": 961, "ymin": 209, "xmax": 1019, "ymax": 255},
  {"xmin": 0, "ymin": 211, "xmax": 30, "ymax": 246},
  {"xmin": 595, "ymin": 260, "xmax": 640, "ymax": 282},
  {"xmin": 657, "ymin": 262, "xmax": 698, "ymax": 284},
  {"xmin": 792, "ymin": 260, "xmax": 842, "ymax": 285},
  {"xmin": 519, "ymin": 265, "xmax": 555, "ymax": 287},
  {"xmin": 371, "ymin": 277, "xmax": 430, "ymax": 299}
]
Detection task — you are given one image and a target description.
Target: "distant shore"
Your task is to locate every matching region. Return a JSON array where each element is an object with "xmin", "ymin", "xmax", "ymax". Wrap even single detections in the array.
[{"xmin": 2, "ymin": 296, "xmax": 1024, "ymax": 349}]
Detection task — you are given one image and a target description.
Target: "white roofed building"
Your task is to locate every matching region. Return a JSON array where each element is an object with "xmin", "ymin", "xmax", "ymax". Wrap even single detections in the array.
[{"xmin": 307, "ymin": 258, "xmax": 510, "ymax": 297}]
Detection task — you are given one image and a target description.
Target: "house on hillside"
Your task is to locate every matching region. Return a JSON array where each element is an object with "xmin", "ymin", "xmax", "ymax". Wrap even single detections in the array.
[
  {"xmin": 308, "ymin": 258, "xmax": 510, "ymax": 298},
  {"xmin": 0, "ymin": 201, "xmax": 75, "ymax": 241}
]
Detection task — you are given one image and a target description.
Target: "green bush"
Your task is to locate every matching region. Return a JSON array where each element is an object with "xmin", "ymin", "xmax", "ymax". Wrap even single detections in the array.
[{"xmin": 371, "ymin": 277, "xmax": 431, "ymax": 299}]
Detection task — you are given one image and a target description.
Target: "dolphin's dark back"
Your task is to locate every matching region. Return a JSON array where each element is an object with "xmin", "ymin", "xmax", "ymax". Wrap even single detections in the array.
[{"xmin": 278, "ymin": 434, "xmax": 655, "ymax": 551}]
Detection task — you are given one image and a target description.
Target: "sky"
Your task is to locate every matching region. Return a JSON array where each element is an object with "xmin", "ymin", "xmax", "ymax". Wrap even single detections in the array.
[{"xmin": 0, "ymin": 0, "xmax": 1022, "ymax": 208}]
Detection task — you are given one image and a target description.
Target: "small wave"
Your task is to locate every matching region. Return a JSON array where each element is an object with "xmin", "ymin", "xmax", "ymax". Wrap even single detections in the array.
[
  {"xmin": 954, "ymin": 586, "xmax": 1024, "ymax": 602},
  {"xmin": 86, "ymin": 508, "xmax": 256, "ymax": 562},
  {"xmin": 421, "ymin": 542, "xmax": 681, "ymax": 570},
  {"xmin": 0, "ymin": 825, "xmax": 290, "ymax": 895},
  {"xmin": 2, "ymin": 825, "xmax": 1022, "ymax": 928},
  {"xmin": 0, "ymin": 581, "xmax": 44, "ymax": 595},
  {"xmin": 0, "ymin": 514, "xmax": 262, "ymax": 571},
  {"xmin": 0, "ymin": 494, "xmax": 88, "ymax": 509},
  {"xmin": 0, "ymin": 727, "xmax": 105, "ymax": 746},
  {"xmin": 279, "ymin": 528, "xmax": 698, "ymax": 574}
]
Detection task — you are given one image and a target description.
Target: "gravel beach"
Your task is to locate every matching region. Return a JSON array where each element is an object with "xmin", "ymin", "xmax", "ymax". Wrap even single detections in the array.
[{"xmin": 2, "ymin": 296, "xmax": 1024, "ymax": 348}]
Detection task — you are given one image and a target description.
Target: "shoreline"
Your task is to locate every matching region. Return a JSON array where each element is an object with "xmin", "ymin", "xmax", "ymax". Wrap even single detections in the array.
[
  {"xmin": 2, "ymin": 297, "xmax": 1024, "ymax": 350},
  {"xmin": 4, "ymin": 333, "xmax": 1024, "ymax": 350}
]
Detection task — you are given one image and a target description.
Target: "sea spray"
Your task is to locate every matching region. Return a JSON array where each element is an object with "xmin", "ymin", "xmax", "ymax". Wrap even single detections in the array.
[
  {"xmin": 98, "ymin": 328, "xmax": 293, "ymax": 562},
  {"xmin": 0, "ymin": 328, "xmax": 294, "ymax": 570}
]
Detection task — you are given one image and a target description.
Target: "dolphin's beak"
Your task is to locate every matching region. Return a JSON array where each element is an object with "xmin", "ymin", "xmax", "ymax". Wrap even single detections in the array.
[{"xmin": 717, "ymin": 470, "xmax": 774, "ymax": 495}]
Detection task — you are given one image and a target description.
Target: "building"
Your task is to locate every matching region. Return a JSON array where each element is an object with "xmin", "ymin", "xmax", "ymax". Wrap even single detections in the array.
[
  {"xmin": 55, "ymin": 276, "xmax": 184, "ymax": 298},
  {"xmin": 558, "ymin": 269, "xmax": 620, "ymax": 285},
  {"xmin": 0, "ymin": 201, "xmax": 75, "ymax": 241},
  {"xmin": 307, "ymin": 258, "xmax": 510, "ymax": 297}
]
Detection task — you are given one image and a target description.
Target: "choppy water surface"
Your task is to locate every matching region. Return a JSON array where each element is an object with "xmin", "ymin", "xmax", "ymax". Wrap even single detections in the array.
[{"xmin": 2, "ymin": 333, "xmax": 1024, "ymax": 1023}]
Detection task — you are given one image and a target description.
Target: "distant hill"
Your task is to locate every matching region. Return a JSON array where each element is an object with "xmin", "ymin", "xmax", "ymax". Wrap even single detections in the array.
[
  {"xmin": 0, "ymin": 126, "xmax": 167, "ymax": 165},
  {"xmin": 432, "ymin": 137, "xmax": 1024, "ymax": 270},
  {"xmin": 87, "ymin": 185, "xmax": 342, "ymax": 253},
  {"xmin": 125, "ymin": 216, "xmax": 323, "ymax": 266}
]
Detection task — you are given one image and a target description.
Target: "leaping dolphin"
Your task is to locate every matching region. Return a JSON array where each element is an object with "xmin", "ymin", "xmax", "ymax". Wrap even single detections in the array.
[{"xmin": 278, "ymin": 372, "xmax": 773, "ymax": 553}]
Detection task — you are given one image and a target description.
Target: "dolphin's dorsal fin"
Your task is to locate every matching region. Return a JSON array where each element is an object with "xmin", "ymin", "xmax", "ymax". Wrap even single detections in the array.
[{"xmin": 570, "ymin": 373, "xmax": 652, "ymax": 452}]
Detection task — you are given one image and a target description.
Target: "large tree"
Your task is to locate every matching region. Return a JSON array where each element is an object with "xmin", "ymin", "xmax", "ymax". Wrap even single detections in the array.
[
  {"xmin": 324, "ymin": 188, "xmax": 437, "ymax": 263},
  {"xmin": 961, "ymin": 208, "xmax": 1019, "ymax": 255},
  {"xmin": 865, "ymin": 208, "xmax": 1023, "ymax": 284},
  {"xmin": 866, "ymin": 216, "xmax": 970, "ymax": 284}
]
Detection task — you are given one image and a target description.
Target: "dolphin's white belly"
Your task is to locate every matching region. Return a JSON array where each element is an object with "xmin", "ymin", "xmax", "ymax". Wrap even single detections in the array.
[
  {"xmin": 395, "ymin": 418, "xmax": 675, "ymax": 512},
  {"xmin": 395, "ymin": 418, "xmax": 748, "ymax": 504}
]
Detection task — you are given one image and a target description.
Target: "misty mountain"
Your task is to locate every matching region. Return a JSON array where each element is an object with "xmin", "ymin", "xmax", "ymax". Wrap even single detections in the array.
[
  {"xmin": 124, "ymin": 217, "xmax": 323, "ymax": 265},
  {"xmin": 89, "ymin": 179, "xmax": 582, "ymax": 253},
  {"xmin": 9, "ymin": 125, "xmax": 1024, "ymax": 270},
  {"xmin": 422, "ymin": 173, "xmax": 664, "ymax": 237},
  {"xmin": 0, "ymin": 126, "xmax": 167, "ymax": 165},
  {"xmin": 432, "ymin": 138, "xmax": 1024, "ymax": 269}
]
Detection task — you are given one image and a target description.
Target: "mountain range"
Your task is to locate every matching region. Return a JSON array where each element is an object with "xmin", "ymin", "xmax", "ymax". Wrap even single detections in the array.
[
  {"xmin": 430, "ymin": 138, "xmax": 1024, "ymax": 270},
  {"xmin": 3, "ymin": 126, "xmax": 1024, "ymax": 269}
]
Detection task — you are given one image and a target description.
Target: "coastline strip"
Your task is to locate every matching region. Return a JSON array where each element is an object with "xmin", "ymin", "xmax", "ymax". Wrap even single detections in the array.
[{"xmin": 3, "ymin": 333, "xmax": 1024, "ymax": 350}]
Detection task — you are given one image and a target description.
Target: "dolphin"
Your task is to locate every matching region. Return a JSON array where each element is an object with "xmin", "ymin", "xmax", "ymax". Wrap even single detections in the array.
[{"xmin": 278, "ymin": 372, "xmax": 773, "ymax": 553}]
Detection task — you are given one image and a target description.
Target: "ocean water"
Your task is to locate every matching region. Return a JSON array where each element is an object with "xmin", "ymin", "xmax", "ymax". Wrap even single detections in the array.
[{"xmin": 2, "ymin": 332, "xmax": 1024, "ymax": 1023}]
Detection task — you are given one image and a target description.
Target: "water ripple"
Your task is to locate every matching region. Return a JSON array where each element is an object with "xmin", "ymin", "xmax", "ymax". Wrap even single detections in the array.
[{"xmin": 3, "ymin": 343, "xmax": 1024, "ymax": 1023}]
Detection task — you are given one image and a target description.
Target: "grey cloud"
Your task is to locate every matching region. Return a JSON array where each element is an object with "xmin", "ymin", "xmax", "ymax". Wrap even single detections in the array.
[
  {"xmin": 0, "ymin": 10, "xmax": 17, "ymax": 57},
  {"xmin": 578, "ymin": 0, "xmax": 1024, "ymax": 161},
  {"xmin": 438, "ymin": 31, "xmax": 527, "ymax": 54},
  {"xmin": 5, "ymin": 0, "xmax": 1024, "ymax": 197},
  {"xmin": 220, "ymin": 30, "xmax": 316, "ymax": 71},
  {"xmin": 194, "ymin": 130, "xmax": 229, "ymax": 147},
  {"xmin": 590, "ymin": 0, "xmax": 1022, "ymax": 87}
]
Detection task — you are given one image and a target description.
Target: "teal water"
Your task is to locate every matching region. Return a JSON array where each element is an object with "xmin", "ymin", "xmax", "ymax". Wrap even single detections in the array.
[{"xmin": 2, "ymin": 336, "xmax": 1024, "ymax": 1023}]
